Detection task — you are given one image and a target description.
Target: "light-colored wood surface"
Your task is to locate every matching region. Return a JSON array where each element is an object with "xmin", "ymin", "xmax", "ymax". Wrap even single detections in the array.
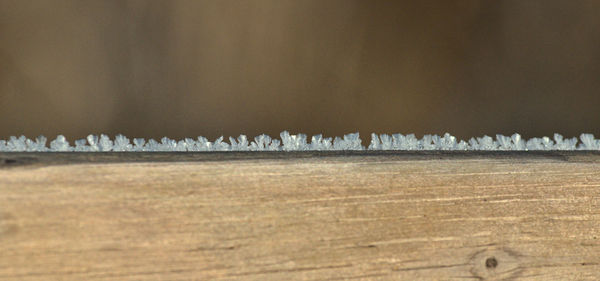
[{"xmin": 1, "ymin": 152, "xmax": 600, "ymax": 280}]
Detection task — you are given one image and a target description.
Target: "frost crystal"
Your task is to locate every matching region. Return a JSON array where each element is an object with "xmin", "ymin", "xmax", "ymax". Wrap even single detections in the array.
[
  {"xmin": 281, "ymin": 131, "xmax": 309, "ymax": 151},
  {"xmin": 195, "ymin": 137, "xmax": 211, "ymax": 151},
  {"xmin": 26, "ymin": 136, "xmax": 48, "ymax": 152},
  {"xmin": 49, "ymin": 135, "xmax": 72, "ymax": 151},
  {"xmin": 133, "ymin": 138, "xmax": 146, "ymax": 151},
  {"xmin": 578, "ymin": 134, "xmax": 600, "ymax": 150},
  {"xmin": 113, "ymin": 135, "xmax": 132, "ymax": 151},
  {"xmin": 309, "ymin": 134, "xmax": 333, "ymax": 150},
  {"xmin": 98, "ymin": 134, "xmax": 114, "ymax": 152},
  {"xmin": 74, "ymin": 139, "xmax": 89, "ymax": 152},
  {"xmin": 333, "ymin": 133, "xmax": 363, "ymax": 150},
  {"xmin": 230, "ymin": 135, "xmax": 250, "ymax": 151},
  {"xmin": 1, "ymin": 132, "xmax": 600, "ymax": 151},
  {"xmin": 86, "ymin": 135, "xmax": 99, "ymax": 151},
  {"xmin": 250, "ymin": 134, "xmax": 280, "ymax": 151},
  {"xmin": 212, "ymin": 137, "xmax": 230, "ymax": 151}
]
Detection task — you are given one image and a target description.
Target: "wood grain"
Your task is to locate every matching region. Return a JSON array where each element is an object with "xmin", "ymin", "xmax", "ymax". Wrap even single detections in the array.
[{"xmin": 1, "ymin": 152, "xmax": 600, "ymax": 280}]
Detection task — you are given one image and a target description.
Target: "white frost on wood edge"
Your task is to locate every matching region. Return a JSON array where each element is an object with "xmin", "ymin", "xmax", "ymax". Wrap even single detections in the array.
[{"xmin": 0, "ymin": 132, "xmax": 597, "ymax": 151}]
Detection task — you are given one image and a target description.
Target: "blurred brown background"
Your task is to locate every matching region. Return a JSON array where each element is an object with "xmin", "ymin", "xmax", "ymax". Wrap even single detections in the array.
[{"xmin": 1, "ymin": 0, "xmax": 600, "ymax": 141}]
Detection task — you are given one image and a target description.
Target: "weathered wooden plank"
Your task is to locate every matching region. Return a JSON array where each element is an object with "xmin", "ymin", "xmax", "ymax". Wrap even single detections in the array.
[{"xmin": 1, "ymin": 152, "xmax": 600, "ymax": 280}]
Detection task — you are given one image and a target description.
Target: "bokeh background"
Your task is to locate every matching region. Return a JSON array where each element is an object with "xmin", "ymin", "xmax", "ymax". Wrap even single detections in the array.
[{"xmin": 1, "ymin": 0, "xmax": 600, "ymax": 141}]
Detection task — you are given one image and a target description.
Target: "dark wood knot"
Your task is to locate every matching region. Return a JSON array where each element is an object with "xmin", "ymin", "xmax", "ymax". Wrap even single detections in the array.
[
  {"xmin": 470, "ymin": 248, "xmax": 522, "ymax": 279},
  {"xmin": 485, "ymin": 257, "xmax": 498, "ymax": 268}
]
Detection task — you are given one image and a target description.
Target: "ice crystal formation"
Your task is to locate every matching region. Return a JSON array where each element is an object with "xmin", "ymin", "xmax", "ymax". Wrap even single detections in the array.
[{"xmin": 0, "ymin": 132, "xmax": 597, "ymax": 151}]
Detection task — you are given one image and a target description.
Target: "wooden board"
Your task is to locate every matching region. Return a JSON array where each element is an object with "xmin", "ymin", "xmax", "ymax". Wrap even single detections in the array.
[{"xmin": 1, "ymin": 151, "xmax": 600, "ymax": 280}]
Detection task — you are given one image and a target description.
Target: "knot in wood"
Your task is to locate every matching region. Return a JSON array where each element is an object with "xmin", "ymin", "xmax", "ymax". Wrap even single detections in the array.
[{"xmin": 470, "ymin": 248, "xmax": 522, "ymax": 280}]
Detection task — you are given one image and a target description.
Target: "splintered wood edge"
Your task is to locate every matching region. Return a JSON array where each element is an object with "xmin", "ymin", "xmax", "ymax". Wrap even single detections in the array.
[{"xmin": 1, "ymin": 152, "xmax": 600, "ymax": 280}]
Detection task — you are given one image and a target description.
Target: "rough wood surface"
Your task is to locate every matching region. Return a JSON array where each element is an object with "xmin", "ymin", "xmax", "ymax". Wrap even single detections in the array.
[{"xmin": 1, "ymin": 152, "xmax": 600, "ymax": 280}]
